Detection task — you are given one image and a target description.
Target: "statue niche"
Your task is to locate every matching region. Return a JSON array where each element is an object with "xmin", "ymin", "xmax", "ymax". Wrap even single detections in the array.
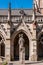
[{"xmin": 18, "ymin": 34, "xmax": 25, "ymax": 63}]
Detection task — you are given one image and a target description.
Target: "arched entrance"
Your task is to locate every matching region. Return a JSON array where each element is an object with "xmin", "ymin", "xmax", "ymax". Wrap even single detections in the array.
[
  {"xmin": 37, "ymin": 32, "xmax": 43, "ymax": 61},
  {"xmin": 1, "ymin": 43, "xmax": 5, "ymax": 57},
  {"xmin": 0, "ymin": 36, "xmax": 5, "ymax": 57},
  {"xmin": 13, "ymin": 31, "xmax": 29, "ymax": 61}
]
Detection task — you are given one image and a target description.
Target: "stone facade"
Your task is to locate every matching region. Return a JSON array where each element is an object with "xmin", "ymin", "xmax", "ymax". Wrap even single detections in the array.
[{"xmin": 0, "ymin": 0, "xmax": 43, "ymax": 63}]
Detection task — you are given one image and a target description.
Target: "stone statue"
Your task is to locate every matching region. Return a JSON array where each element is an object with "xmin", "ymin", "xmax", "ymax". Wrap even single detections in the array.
[
  {"xmin": 18, "ymin": 34, "xmax": 25, "ymax": 64},
  {"xmin": 18, "ymin": 34, "xmax": 24, "ymax": 50}
]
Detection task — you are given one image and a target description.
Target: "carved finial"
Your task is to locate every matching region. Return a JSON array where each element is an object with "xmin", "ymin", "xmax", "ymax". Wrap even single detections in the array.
[
  {"xmin": 19, "ymin": 10, "xmax": 26, "ymax": 21},
  {"xmin": 8, "ymin": 2, "xmax": 11, "ymax": 10},
  {"xmin": 8, "ymin": 2, "xmax": 11, "ymax": 24},
  {"xmin": 19, "ymin": 10, "xmax": 26, "ymax": 16},
  {"xmin": 19, "ymin": 34, "xmax": 23, "ymax": 38}
]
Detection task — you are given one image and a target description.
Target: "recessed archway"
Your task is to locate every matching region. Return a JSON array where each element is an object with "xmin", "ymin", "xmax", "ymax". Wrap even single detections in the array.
[
  {"xmin": 0, "ymin": 35, "xmax": 5, "ymax": 57},
  {"xmin": 1, "ymin": 43, "xmax": 5, "ymax": 57},
  {"xmin": 12, "ymin": 31, "xmax": 29, "ymax": 61},
  {"xmin": 37, "ymin": 32, "xmax": 43, "ymax": 61},
  {"xmin": 0, "ymin": 33, "xmax": 5, "ymax": 57}
]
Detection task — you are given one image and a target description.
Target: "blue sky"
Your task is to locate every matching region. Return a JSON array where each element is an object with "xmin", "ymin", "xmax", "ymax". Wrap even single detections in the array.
[{"xmin": 0, "ymin": 0, "xmax": 33, "ymax": 9}]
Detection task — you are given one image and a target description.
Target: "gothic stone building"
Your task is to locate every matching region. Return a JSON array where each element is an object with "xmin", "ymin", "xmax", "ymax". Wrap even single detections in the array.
[{"xmin": 0, "ymin": 0, "xmax": 43, "ymax": 63}]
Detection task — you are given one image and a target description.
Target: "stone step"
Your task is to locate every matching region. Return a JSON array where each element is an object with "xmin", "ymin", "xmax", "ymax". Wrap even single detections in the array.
[
  {"xmin": 8, "ymin": 63, "xmax": 24, "ymax": 65},
  {"xmin": 1, "ymin": 61, "xmax": 43, "ymax": 65},
  {"xmin": 25, "ymin": 61, "xmax": 43, "ymax": 65},
  {"xmin": 8, "ymin": 63, "xmax": 43, "ymax": 65},
  {"xmin": 25, "ymin": 63, "xmax": 43, "ymax": 65},
  {"xmin": 8, "ymin": 61, "xmax": 25, "ymax": 65},
  {"xmin": 8, "ymin": 61, "xmax": 43, "ymax": 65}
]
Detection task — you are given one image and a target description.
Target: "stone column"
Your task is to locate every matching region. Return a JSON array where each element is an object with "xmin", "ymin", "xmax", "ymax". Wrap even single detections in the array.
[
  {"xmin": 31, "ymin": 22, "xmax": 37, "ymax": 61},
  {"xmin": 29, "ymin": 40, "xmax": 33, "ymax": 61},
  {"xmin": 32, "ymin": 40, "xmax": 37, "ymax": 61},
  {"xmin": 5, "ymin": 3, "xmax": 11, "ymax": 61},
  {"xmin": 5, "ymin": 24, "xmax": 11, "ymax": 61},
  {"xmin": 11, "ymin": 43, "xmax": 14, "ymax": 61},
  {"xmin": 5, "ymin": 39, "xmax": 10, "ymax": 61}
]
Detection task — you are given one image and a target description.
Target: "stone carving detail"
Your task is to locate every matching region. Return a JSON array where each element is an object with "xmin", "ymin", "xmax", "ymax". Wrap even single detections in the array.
[
  {"xmin": 0, "ymin": 25, "xmax": 7, "ymax": 35},
  {"xmin": 18, "ymin": 34, "xmax": 24, "ymax": 50},
  {"xmin": 18, "ymin": 34, "xmax": 25, "ymax": 63}
]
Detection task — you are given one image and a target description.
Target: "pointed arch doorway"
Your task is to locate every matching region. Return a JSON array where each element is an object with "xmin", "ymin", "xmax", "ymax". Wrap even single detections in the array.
[
  {"xmin": 0, "ymin": 36, "xmax": 5, "ymax": 57},
  {"xmin": 11, "ymin": 31, "xmax": 29, "ymax": 61},
  {"xmin": 37, "ymin": 32, "xmax": 43, "ymax": 61}
]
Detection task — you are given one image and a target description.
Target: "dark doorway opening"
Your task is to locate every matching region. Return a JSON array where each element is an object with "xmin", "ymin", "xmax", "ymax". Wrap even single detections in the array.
[
  {"xmin": 1, "ymin": 43, "xmax": 5, "ymax": 57},
  {"xmin": 37, "ymin": 33, "xmax": 43, "ymax": 61},
  {"xmin": 14, "ymin": 34, "xmax": 19, "ymax": 61}
]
